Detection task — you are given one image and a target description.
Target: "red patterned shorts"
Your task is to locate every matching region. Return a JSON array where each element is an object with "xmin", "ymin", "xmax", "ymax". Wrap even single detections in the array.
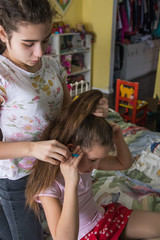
[{"xmin": 81, "ymin": 203, "xmax": 132, "ymax": 240}]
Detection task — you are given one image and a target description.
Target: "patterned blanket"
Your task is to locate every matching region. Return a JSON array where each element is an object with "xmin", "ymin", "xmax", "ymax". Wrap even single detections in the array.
[{"xmin": 93, "ymin": 142, "xmax": 160, "ymax": 212}]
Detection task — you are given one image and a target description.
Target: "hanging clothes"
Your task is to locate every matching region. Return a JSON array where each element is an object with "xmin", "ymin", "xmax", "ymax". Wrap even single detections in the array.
[{"xmin": 117, "ymin": 0, "xmax": 160, "ymax": 43}]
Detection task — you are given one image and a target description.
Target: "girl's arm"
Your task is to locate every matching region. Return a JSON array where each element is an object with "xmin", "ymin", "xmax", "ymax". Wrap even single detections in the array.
[
  {"xmin": 0, "ymin": 140, "xmax": 71, "ymax": 164},
  {"xmin": 0, "ymin": 82, "xmax": 72, "ymax": 164},
  {"xmin": 40, "ymin": 151, "xmax": 82, "ymax": 240},
  {"xmin": 40, "ymin": 185, "xmax": 79, "ymax": 240},
  {"xmin": 62, "ymin": 81, "xmax": 72, "ymax": 107},
  {"xmin": 96, "ymin": 123, "xmax": 133, "ymax": 171}
]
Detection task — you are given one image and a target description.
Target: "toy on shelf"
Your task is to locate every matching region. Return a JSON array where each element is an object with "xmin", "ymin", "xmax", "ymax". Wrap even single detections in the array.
[
  {"xmin": 60, "ymin": 35, "xmax": 73, "ymax": 52},
  {"xmin": 75, "ymin": 23, "xmax": 95, "ymax": 43},
  {"xmin": 52, "ymin": 21, "xmax": 65, "ymax": 34},
  {"xmin": 61, "ymin": 55, "xmax": 72, "ymax": 74},
  {"xmin": 71, "ymin": 54, "xmax": 84, "ymax": 72},
  {"xmin": 51, "ymin": 21, "xmax": 95, "ymax": 43},
  {"xmin": 115, "ymin": 79, "xmax": 148, "ymax": 125},
  {"xmin": 64, "ymin": 24, "xmax": 71, "ymax": 33},
  {"xmin": 61, "ymin": 53, "xmax": 84, "ymax": 75}
]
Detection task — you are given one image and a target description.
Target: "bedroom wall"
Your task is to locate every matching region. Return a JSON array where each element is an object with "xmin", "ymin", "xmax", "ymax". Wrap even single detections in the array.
[
  {"xmin": 154, "ymin": 51, "xmax": 160, "ymax": 97},
  {"xmin": 49, "ymin": 0, "xmax": 160, "ymax": 96},
  {"xmin": 49, "ymin": 0, "xmax": 83, "ymax": 27},
  {"xmin": 82, "ymin": 0, "xmax": 114, "ymax": 93}
]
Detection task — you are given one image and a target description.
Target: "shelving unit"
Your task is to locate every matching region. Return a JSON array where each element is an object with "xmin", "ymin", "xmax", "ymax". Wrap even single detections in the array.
[{"xmin": 48, "ymin": 33, "xmax": 92, "ymax": 97}]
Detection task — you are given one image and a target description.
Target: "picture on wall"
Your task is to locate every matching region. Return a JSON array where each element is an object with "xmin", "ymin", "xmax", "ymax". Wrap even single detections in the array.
[{"xmin": 55, "ymin": 0, "xmax": 72, "ymax": 13}]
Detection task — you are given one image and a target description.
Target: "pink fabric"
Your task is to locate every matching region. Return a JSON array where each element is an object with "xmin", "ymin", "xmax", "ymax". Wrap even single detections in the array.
[
  {"xmin": 81, "ymin": 203, "xmax": 132, "ymax": 240},
  {"xmin": 120, "ymin": 5, "xmax": 130, "ymax": 43},
  {"xmin": 37, "ymin": 173, "xmax": 132, "ymax": 239},
  {"xmin": 36, "ymin": 172, "xmax": 105, "ymax": 240}
]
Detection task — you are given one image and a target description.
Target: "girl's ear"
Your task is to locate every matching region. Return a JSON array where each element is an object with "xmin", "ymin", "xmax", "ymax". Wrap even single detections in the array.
[
  {"xmin": 67, "ymin": 143, "xmax": 75, "ymax": 152},
  {"xmin": 0, "ymin": 26, "xmax": 8, "ymax": 43}
]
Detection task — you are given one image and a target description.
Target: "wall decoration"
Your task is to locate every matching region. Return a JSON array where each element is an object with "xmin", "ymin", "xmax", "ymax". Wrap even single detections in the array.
[{"xmin": 55, "ymin": 0, "xmax": 72, "ymax": 14}]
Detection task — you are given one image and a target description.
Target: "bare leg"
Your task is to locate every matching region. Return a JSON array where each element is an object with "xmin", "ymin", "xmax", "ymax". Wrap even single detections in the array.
[{"xmin": 121, "ymin": 210, "xmax": 160, "ymax": 239}]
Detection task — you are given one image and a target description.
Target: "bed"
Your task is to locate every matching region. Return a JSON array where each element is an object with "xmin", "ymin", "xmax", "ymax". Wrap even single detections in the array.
[
  {"xmin": 43, "ymin": 110, "xmax": 160, "ymax": 239},
  {"xmin": 92, "ymin": 110, "xmax": 160, "ymax": 213}
]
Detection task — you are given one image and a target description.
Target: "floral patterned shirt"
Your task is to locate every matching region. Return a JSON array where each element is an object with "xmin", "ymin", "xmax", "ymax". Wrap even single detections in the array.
[{"xmin": 0, "ymin": 55, "xmax": 66, "ymax": 180}]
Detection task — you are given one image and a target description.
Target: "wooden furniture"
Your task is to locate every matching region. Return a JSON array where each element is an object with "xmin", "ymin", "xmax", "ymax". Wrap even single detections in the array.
[{"xmin": 115, "ymin": 79, "xmax": 148, "ymax": 125}]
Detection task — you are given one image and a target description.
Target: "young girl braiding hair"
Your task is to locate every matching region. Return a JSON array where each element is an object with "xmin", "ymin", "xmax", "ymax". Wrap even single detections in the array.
[
  {"xmin": 26, "ymin": 89, "xmax": 160, "ymax": 240},
  {"xmin": 0, "ymin": 1, "xmax": 108, "ymax": 239}
]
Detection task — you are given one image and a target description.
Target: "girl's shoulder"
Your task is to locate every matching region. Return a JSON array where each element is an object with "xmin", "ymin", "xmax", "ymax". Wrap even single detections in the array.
[
  {"xmin": 0, "ymin": 55, "xmax": 8, "ymax": 71},
  {"xmin": 0, "ymin": 55, "xmax": 26, "ymax": 75},
  {"xmin": 36, "ymin": 173, "xmax": 65, "ymax": 202}
]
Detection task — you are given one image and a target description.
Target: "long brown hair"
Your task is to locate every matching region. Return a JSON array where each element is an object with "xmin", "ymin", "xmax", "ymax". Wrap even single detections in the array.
[{"xmin": 26, "ymin": 89, "xmax": 113, "ymax": 215}]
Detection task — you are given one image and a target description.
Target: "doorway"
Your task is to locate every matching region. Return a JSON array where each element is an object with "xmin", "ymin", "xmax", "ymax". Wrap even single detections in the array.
[{"xmin": 110, "ymin": 0, "xmax": 160, "ymax": 100}]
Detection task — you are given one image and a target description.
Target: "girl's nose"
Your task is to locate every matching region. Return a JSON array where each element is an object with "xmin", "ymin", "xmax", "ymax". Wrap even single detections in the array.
[{"xmin": 33, "ymin": 43, "xmax": 44, "ymax": 58}]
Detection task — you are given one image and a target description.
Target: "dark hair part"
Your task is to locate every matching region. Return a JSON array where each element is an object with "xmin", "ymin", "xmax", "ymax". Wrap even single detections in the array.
[
  {"xmin": 0, "ymin": 0, "xmax": 54, "ymax": 53},
  {"xmin": 26, "ymin": 89, "xmax": 113, "ymax": 215},
  {"xmin": 72, "ymin": 114, "xmax": 113, "ymax": 149}
]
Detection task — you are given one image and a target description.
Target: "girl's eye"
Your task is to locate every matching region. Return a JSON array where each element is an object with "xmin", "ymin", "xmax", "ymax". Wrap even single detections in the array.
[
  {"xmin": 23, "ymin": 39, "xmax": 49, "ymax": 48},
  {"xmin": 24, "ymin": 43, "xmax": 34, "ymax": 47},
  {"xmin": 42, "ymin": 39, "xmax": 49, "ymax": 44},
  {"xmin": 91, "ymin": 159, "xmax": 97, "ymax": 163}
]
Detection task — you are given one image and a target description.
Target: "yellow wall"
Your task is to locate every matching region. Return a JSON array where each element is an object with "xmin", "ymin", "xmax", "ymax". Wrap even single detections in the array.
[
  {"xmin": 82, "ymin": 0, "xmax": 114, "ymax": 92},
  {"xmin": 62, "ymin": 1, "xmax": 82, "ymax": 27},
  {"xmin": 154, "ymin": 51, "xmax": 160, "ymax": 97},
  {"xmin": 49, "ymin": 0, "xmax": 83, "ymax": 27}
]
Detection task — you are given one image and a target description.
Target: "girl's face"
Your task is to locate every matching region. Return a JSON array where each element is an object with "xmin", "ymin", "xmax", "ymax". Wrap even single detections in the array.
[
  {"xmin": 2, "ymin": 21, "xmax": 52, "ymax": 72},
  {"xmin": 78, "ymin": 143, "xmax": 110, "ymax": 174}
]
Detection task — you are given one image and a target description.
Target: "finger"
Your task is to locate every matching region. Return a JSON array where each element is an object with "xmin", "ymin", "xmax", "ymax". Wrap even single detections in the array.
[
  {"xmin": 69, "ymin": 149, "xmax": 83, "ymax": 165},
  {"xmin": 92, "ymin": 110, "xmax": 108, "ymax": 118},
  {"xmin": 71, "ymin": 146, "xmax": 81, "ymax": 155},
  {"xmin": 69, "ymin": 146, "xmax": 81, "ymax": 160},
  {"xmin": 52, "ymin": 140, "xmax": 69, "ymax": 150},
  {"xmin": 93, "ymin": 108, "xmax": 108, "ymax": 114},
  {"xmin": 72, "ymin": 152, "xmax": 83, "ymax": 167},
  {"xmin": 49, "ymin": 151, "xmax": 69, "ymax": 163},
  {"xmin": 44, "ymin": 157, "xmax": 60, "ymax": 165},
  {"xmin": 93, "ymin": 105, "xmax": 108, "ymax": 113},
  {"xmin": 92, "ymin": 112, "xmax": 104, "ymax": 117},
  {"xmin": 49, "ymin": 139, "xmax": 70, "ymax": 152},
  {"xmin": 72, "ymin": 153, "xmax": 79, "ymax": 157},
  {"xmin": 95, "ymin": 101, "xmax": 108, "ymax": 108},
  {"xmin": 109, "ymin": 121, "xmax": 116, "ymax": 127},
  {"xmin": 99, "ymin": 97, "xmax": 108, "ymax": 105},
  {"xmin": 50, "ymin": 142, "xmax": 71, "ymax": 160}
]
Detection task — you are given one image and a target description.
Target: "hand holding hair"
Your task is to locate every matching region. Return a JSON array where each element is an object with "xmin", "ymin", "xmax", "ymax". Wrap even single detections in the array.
[
  {"xmin": 92, "ymin": 97, "xmax": 108, "ymax": 118},
  {"xmin": 109, "ymin": 122, "xmax": 123, "ymax": 144},
  {"xmin": 31, "ymin": 139, "xmax": 71, "ymax": 165},
  {"xmin": 60, "ymin": 147, "xmax": 83, "ymax": 187}
]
